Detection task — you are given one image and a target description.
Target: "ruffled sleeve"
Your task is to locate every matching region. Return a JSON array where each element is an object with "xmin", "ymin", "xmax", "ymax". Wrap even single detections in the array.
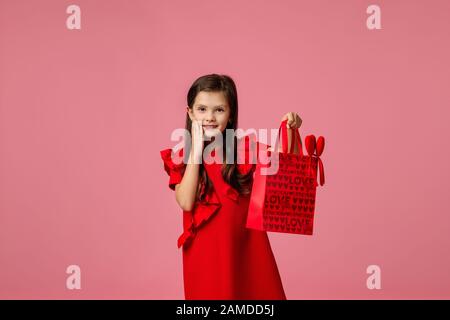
[
  {"xmin": 160, "ymin": 148, "xmax": 186, "ymax": 190},
  {"xmin": 177, "ymin": 187, "xmax": 222, "ymax": 248}
]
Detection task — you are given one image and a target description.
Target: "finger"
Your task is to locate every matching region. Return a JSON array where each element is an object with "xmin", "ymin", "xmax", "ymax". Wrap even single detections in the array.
[
  {"xmin": 291, "ymin": 113, "xmax": 297, "ymax": 124},
  {"xmin": 196, "ymin": 122, "xmax": 203, "ymax": 136},
  {"xmin": 288, "ymin": 112, "xmax": 294, "ymax": 121},
  {"xmin": 290, "ymin": 114, "xmax": 301, "ymax": 128},
  {"xmin": 292, "ymin": 115, "xmax": 300, "ymax": 128},
  {"xmin": 196, "ymin": 121, "xmax": 203, "ymax": 134},
  {"xmin": 286, "ymin": 113, "xmax": 294, "ymax": 128},
  {"xmin": 295, "ymin": 114, "xmax": 302, "ymax": 128}
]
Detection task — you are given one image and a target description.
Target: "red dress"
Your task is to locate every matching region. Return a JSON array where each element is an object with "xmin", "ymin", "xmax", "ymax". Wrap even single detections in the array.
[{"xmin": 160, "ymin": 139, "xmax": 286, "ymax": 300}]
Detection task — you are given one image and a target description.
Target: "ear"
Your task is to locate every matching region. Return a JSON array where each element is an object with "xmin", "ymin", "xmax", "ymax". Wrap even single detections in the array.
[{"xmin": 186, "ymin": 106, "xmax": 194, "ymax": 121}]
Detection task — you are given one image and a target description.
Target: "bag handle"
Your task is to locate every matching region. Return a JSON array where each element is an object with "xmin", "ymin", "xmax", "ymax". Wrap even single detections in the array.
[{"xmin": 273, "ymin": 119, "xmax": 304, "ymax": 155}]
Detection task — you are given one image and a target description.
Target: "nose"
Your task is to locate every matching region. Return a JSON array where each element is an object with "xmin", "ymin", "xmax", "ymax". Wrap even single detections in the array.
[{"xmin": 205, "ymin": 112, "xmax": 215, "ymax": 123}]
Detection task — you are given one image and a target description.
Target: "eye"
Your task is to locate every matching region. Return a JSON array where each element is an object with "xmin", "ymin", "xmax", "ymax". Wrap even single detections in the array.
[
  {"xmin": 217, "ymin": 109, "xmax": 225, "ymax": 113},
  {"xmin": 198, "ymin": 107, "xmax": 206, "ymax": 112}
]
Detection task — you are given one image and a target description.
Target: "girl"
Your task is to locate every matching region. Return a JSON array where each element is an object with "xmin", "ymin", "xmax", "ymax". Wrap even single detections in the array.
[{"xmin": 160, "ymin": 74, "xmax": 302, "ymax": 300}]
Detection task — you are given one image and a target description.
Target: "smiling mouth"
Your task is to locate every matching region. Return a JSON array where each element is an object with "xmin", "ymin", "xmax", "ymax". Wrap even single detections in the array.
[{"xmin": 203, "ymin": 125, "xmax": 219, "ymax": 129}]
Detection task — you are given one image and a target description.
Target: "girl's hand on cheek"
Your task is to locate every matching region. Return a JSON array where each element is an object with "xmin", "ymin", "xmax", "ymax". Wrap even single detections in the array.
[
  {"xmin": 190, "ymin": 120, "xmax": 204, "ymax": 163},
  {"xmin": 281, "ymin": 112, "xmax": 302, "ymax": 129}
]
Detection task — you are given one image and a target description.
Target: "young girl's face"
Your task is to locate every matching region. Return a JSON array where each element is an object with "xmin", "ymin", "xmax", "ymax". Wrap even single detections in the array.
[{"xmin": 187, "ymin": 91, "xmax": 231, "ymax": 138}]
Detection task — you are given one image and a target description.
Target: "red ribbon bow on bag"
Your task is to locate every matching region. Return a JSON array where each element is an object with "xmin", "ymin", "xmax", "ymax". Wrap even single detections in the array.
[{"xmin": 305, "ymin": 135, "xmax": 325, "ymax": 187}]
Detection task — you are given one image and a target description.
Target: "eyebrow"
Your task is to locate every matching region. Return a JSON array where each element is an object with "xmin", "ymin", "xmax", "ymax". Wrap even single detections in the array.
[{"xmin": 196, "ymin": 104, "xmax": 226, "ymax": 108}]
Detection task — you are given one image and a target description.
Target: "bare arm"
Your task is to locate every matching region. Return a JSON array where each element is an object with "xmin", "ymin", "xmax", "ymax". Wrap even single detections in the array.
[
  {"xmin": 174, "ymin": 120, "xmax": 204, "ymax": 211},
  {"xmin": 174, "ymin": 151, "xmax": 200, "ymax": 211}
]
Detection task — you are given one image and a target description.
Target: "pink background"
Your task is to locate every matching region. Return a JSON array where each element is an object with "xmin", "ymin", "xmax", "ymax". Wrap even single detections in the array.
[{"xmin": 1, "ymin": 0, "xmax": 449, "ymax": 299}]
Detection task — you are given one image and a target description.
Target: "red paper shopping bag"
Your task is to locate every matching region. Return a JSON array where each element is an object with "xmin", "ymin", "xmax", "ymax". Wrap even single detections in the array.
[{"xmin": 246, "ymin": 120, "xmax": 325, "ymax": 235}]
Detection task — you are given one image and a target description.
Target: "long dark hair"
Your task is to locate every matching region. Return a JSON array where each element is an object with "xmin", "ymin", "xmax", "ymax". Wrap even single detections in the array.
[{"xmin": 184, "ymin": 74, "xmax": 254, "ymax": 201}]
